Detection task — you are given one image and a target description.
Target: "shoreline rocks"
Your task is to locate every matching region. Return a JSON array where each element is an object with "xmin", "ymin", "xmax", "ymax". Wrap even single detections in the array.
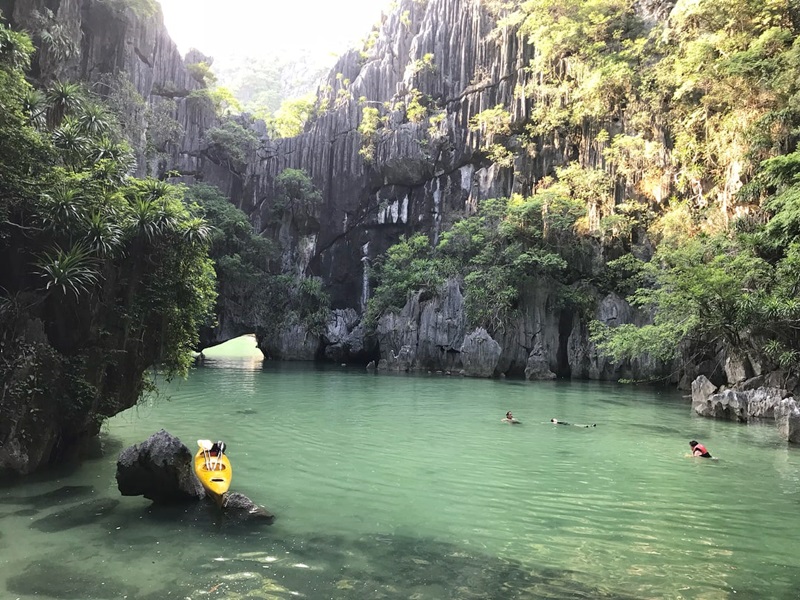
[{"xmin": 690, "ymin": 375, "xmax": 798, "ymax": 443}]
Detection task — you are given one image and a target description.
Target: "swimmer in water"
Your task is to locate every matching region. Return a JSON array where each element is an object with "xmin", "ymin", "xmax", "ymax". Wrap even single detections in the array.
[
  {"xmin": 502, "ymin": 411, "xmax": 521, "ymax": 424},
  {"xmin": 689, "ymin": 440, "xmax": 712, "ymax": 458},
  {"xmin": 550, "ymin": 418, "xmax": 596, "ymax": 428}
]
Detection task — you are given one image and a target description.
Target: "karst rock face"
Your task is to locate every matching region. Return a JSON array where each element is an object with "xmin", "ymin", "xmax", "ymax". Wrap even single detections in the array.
[
  {"xmin": 6, "ymin": 0, "xmax": 546, "ymax": 310},
  {"xmin": 3, "ymin": 0, "xmax": 680, "ymax": 381}
]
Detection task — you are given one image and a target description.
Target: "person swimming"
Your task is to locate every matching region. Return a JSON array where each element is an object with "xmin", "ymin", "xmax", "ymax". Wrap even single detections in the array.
[
  {"xmin": 502, "ymin": 411, "xmax": 521, "ymax": 424},
  {"xmin": 550, "ymin": 418, "xmax": 596, "ymax": 428},
  {"xmin": 689, "ymin": 440, "xmax": 712, "ymax": 458}
]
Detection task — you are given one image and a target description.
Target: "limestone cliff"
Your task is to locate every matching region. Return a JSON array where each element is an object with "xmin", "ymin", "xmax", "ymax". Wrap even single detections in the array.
[
  {"xmin": 2, "ymin": 0, "xmax": 245, "ymax": 196},
  {"xmin": 3, "ymin": 0, "xmax": 680, "ymax": 383},
  {"xmin": 251, "ymin": 0, "xmax": 537, "ymax": 310},
  {"xmin": 245, "ymin": 0, "xmax": 676, "ymax": 381}
]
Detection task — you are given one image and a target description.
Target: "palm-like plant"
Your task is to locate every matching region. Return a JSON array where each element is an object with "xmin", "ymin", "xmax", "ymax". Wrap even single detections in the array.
[
  {"xmin": 126, "ymin": 198, "xmax": 178, "ymax": 242},
  {"xmin": 53, "ymin": 118, "xmax": 89, "ymax": 169},
  {"xmin": 84, "ymin": 211, "xmax": 123, "ymax": 257},
  {"xmin": 36, "ymin": 244, "xmax": 100, "ymax": 298},
  {"xmin": 21, "ymin": 89, "xmax": 47, "ymax": 129},
  {"xmin": 90, "ymin": 136, "xmax": 128, "ymax": 162},
  {"xmin": 46, "ymin": 81, "xmax": 85, "ymax": 129},
  {"xmin": 39, "ymin": 185, "xmax": 85, "ymax": 231},
  {"xmin": 31, "ymin": 9, "xmax": 78, "ymax": 63},
  {"xmin": 141, "ymin": 179, "xmax": 171, "ymax": 201},
  {"xmin": 126, "ymin": 198, "xmax": 159, "ymax": 242},
  {"xmin": 38, "ymin": 25, "xmax": 78, "ymax": 63},
  {"xmin": 180, "ymin": 216, "xmax": 212, "ymax": 246},
  {"xmin": 76, "ymin": 103, "xmax": 113, "ymax": 137},
  {"xmin": 91, "ymin": 157, "xmax": 133, "ymax": 188}
]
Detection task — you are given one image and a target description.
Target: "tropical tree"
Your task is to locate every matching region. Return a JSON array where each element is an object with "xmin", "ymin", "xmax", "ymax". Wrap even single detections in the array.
[
  {"xmin": 273, "ymin": 168, "xmax": 322, "ymax": 212},
  {"xmin": 45, "ymin": 81, "xmax": 85, "ymax": 128},
  {"xmin": 76, "ymin": 103, "xmax": 114, "ymax": 136},
  {"xmin": 83, "ymin": 210, "xmax": 124, "ymax": 257},
  {"xmin": 52, "ymin": 118, "xmax": 89, "ymax": 168},
  {"xmin": 0, "ymin": 18, "xmax": 34, "ymax": 68},
  {"xmin": 21, "ymin": 89, "xmax": 47, "ymax": 129},
  {"xmin": 0, "ymin": 23, "xmax": 51, "ymax": 217},
  {"xmin": 38, "ymin": 184, "xmax": 86, "ymax": 234}
]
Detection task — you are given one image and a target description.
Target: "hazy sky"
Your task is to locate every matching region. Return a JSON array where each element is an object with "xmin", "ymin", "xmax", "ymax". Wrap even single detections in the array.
[{"xmin": 158, "ymin": 0, "xmax": 390, "ymax": 62}]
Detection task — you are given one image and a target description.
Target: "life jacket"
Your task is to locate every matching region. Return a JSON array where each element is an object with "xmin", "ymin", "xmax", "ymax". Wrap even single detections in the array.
[{"xmin": 694, "ymin": 443, "xmax": 708, "ymax": 455}]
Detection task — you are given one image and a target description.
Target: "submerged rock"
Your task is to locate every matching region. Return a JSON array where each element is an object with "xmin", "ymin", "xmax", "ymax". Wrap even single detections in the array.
[
  {"xmin": 222, "ymin": 492, "xmax": 276, "ymax": 524},
  {"xmin": 7, "ymin": 561, "xmax": 139, "ymax": 599},
  {"xmin": 29, "ymin": 499, "xmax": 120, "ymax": 533}
]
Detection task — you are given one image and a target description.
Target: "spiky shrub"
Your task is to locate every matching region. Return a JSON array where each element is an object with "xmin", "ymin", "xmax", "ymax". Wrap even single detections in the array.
[{"xmin": 36, "ymin": 244, "xmax": 99, "ymax": 298}]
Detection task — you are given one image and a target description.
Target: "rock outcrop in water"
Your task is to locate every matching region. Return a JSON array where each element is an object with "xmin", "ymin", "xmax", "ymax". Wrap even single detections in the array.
[
  {"xmin": 368, "ymin": 278, "xmax": 670, "ymax": 379},
  {"xmin": 691, "ymin": 376, "xmax": 800, "ymax": 443},
  {"xmin": 116, "ymin": 430, "xmax": 275, "ymax": 521},
  {"xmin": 116, "ymin": 430, "xmax": 206, "ymax": 503}
]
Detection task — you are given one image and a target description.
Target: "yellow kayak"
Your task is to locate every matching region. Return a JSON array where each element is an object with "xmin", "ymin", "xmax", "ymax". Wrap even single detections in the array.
[{"xmin": 193, "ymin": 440, "xmax": 232, "ymax": 504}]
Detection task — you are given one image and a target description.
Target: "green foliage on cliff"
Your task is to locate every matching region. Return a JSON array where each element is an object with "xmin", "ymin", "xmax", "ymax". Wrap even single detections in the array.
[
  {"xmin": 205, "ymin": 119, "xmax": 260, "ymax": 169},
  {"xmin": 553, "ymin": 0, "xmax": 800, "ymax": 375},
  {"xmin": 406, "ymin": 88, "xmax": 428, "ymax": 123},
  {"xmin": 358, "ymin": 106, "xmax": 381, "ymax": 162},
  {"xmin": 366, "ymin": 234, "xmax": 443, "ymax": 326},
  {"xmin": 481, "ymin": 0, "xmax": 800, "ymax": 205},
  {"xmin": 285, "ymin": 276, "xmax": 331, "ymax": 338},
  {"xmin": 592, "ymin": 149, "xmax": 800, "ymax": 374},
  {"xmin": 273, "ymin": 168, "xmax": 322, "ymax": 213},
  {"xmin": 29, "ymin": 9, "xmax": 78, "ymax": 64},
  {"xmin": 266, "ymin": 95, "xmax": 316, "ymax": 138},
  {"xmin": 367, "ymin": 188, "xmax": 587, "ymax": 330},
  {"xmin": 0, "ymin": 21, "xmax": 216, "ymax": 465},
  {"xmin": 187, "ymin": 61, "xmax": 216, "ymax": 87},
  {"xmin": 185, "ymin": 184, "xmax": 279, "ymax": 332},
  {"xmin": 442, "ymin": 0, "xmax": 800, "ymax": 377},
  {"xmin": 0, "ymin": 28, "xmax": 50, "ymax": 215}
]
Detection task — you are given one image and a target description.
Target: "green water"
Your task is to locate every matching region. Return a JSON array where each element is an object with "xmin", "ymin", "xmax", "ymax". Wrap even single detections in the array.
[{"xmin": 1, "ymin": 338, "xmax": 799, "ymax": 600}]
